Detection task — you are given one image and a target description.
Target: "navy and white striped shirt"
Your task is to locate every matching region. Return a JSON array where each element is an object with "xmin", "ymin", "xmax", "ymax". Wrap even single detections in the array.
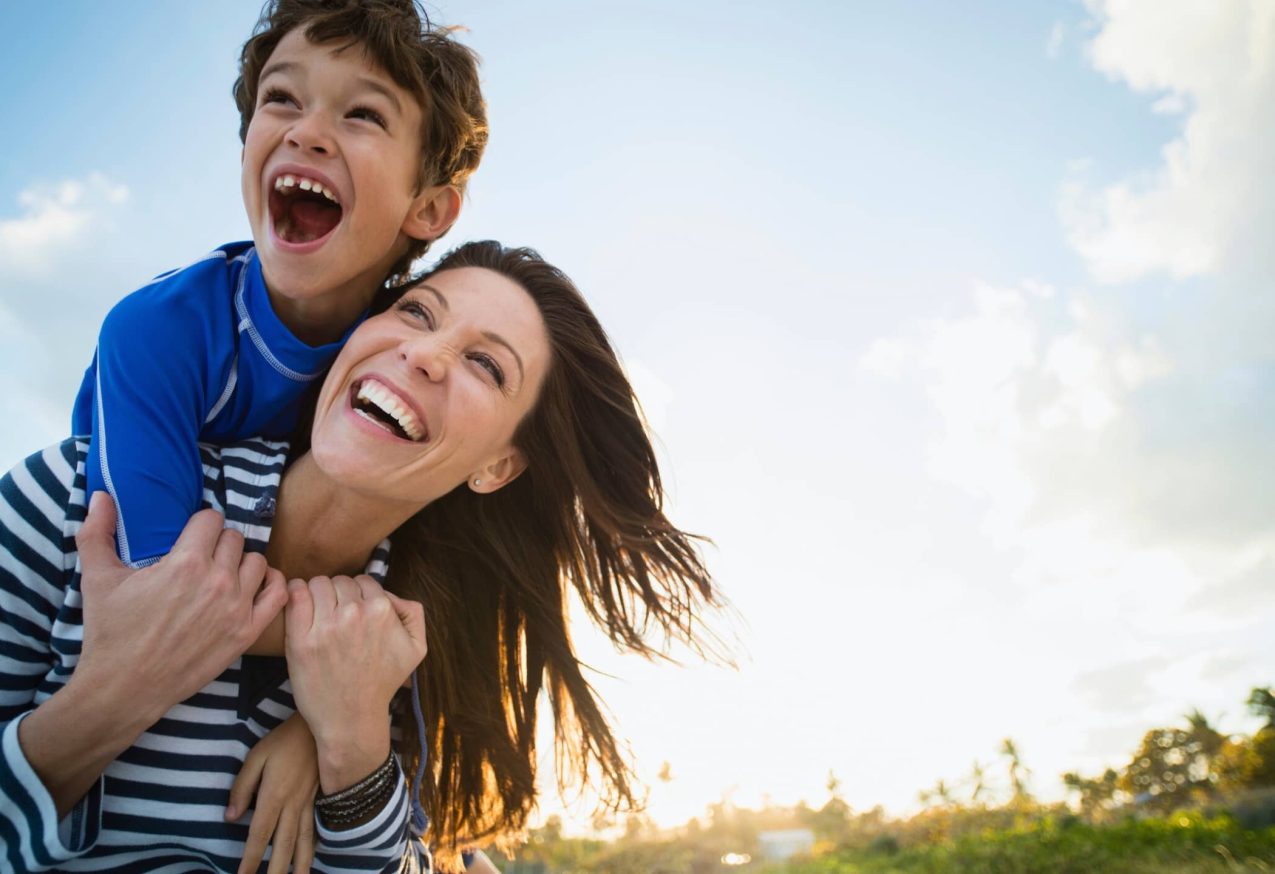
[{"xmin": 0, "ymin": 437, "xmax": 410, "ymax": 872}]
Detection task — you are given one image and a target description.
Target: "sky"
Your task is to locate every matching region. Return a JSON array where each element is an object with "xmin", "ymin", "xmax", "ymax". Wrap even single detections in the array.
[{"xmin": 2, "ymin": 0, "xmax": 1273, "ymax": 833}]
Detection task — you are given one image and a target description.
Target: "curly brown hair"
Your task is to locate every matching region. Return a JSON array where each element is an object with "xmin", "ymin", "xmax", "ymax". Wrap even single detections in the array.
[{"xmin": 233, "ymin": 0, "xmax": 488, "ymax": 272}]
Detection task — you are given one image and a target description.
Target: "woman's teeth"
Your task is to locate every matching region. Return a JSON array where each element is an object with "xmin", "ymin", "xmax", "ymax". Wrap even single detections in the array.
[
  {"xmin": 273, "ymin": 173, "xmax": 339, "ymax": 204},
  {"xmin": 355, "ymin": 380, "xmax": 425, "ymax": 441}
]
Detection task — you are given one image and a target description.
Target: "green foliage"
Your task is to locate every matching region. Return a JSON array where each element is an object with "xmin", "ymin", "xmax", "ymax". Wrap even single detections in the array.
[
  {"xmin": 773, "ymin": 813, "xmax": 1275, "ymax": 874},
  {"xmin": 499, "ymin": 685, "xmax": 1275, "ymax": 873}
]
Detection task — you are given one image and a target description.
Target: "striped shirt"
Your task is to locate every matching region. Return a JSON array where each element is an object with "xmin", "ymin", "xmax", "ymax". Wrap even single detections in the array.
[{"xmin": 0, "ymin": 437, "xmax": 411, "ymax": 873}]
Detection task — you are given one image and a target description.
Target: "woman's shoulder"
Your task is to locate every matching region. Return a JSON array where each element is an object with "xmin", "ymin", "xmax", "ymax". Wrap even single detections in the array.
[
  {"xmin": 1, "ymin": 437, "xmax": 89, "ymax": 519},
  {"xmin": 0, "ymin": 435, "xmax": 290, "ymax": 546},
  {"xmin": 0, "ymin": 438, "xmax": 88, "ymax": 582},
  {"xmin": 196, "ymin": 437, "xmax": 290, "ymax": 552}
]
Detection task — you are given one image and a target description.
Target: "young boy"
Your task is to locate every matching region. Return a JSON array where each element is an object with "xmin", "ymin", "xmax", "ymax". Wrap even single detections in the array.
[
  {"xmin": 72, "ymin": 0, "xmax": 488, "ymax": 569},
  {"xmin": 68, "ymin": 1, "xmax": 489, "ymax": 870}
]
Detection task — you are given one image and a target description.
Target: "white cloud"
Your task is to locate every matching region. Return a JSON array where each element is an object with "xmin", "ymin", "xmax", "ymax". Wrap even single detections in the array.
[
  {"xmin": 0, "ymin": 173, "xmax": 133, "ymax": 469},
  {"xmin": 863, "ymin": 280, "xmax": 1171, "ymax": 543},
  {"xmin": 0, "ymin": 173, "xmax": 130, "ymax": 278},
  {"xmin": 1064, "ymin": 0, "xmax": 1275, "ymax": 284}
]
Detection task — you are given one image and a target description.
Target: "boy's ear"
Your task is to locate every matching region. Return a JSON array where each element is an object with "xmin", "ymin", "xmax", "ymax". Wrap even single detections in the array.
[
  {"xmin": 402, "ymin": 184, "xmax": 462, "ymax": 242},
  {"xmin": 468, "ymin": 449, "xmax": 528, "ymax": 495}
]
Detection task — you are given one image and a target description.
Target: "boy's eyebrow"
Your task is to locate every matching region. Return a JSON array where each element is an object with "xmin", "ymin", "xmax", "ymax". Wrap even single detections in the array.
[
  {"xmin": 353, "ymin": 77, "xmax": 404, "ymax": 115},
  {"xmin": 260, "ymin": 60, "xmax": 298, "ymax": 82},
  {"xmin": 418, "ymin": 284, "xmax": 525, "ymax": 385},
  {"xmin": 258, "ymin": 62, "xmax": 402, "ymax": 115}
]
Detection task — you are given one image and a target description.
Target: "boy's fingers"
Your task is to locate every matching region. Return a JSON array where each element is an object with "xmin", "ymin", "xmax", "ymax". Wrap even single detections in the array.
[
  {"xmin": 225, "ymin": 746, "xmax": 266, "ymax": 822},
  {"xmin": 265, "ymin": 812, "xmax": 298, "ymax": 874},
  {"xmin": 75, "ymin": 492, "xmax": 126, "ymax": 576},
  {"xmin": 294, "ymin": 800, "xmax": 315, "ymax": 874},
  {"xmin": 237, "ymin": 796, "xmax": 277, "ymax": 874}
]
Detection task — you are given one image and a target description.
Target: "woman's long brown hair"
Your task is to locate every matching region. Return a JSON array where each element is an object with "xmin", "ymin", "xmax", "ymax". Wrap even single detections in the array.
[{"xmin": 365, "ymin": 242, "xmax": 723, "ymax": 863}]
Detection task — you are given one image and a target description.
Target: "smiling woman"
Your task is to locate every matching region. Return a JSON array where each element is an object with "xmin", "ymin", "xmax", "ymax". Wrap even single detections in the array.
[{"xmin": 0, "ymin": 241, "xmax": 723, "ymax": 872}]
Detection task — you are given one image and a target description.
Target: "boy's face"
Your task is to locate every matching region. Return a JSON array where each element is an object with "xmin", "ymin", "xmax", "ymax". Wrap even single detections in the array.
[{"xmin": 241, "ymin": 29, "xmax": 431, "ymax": 321}]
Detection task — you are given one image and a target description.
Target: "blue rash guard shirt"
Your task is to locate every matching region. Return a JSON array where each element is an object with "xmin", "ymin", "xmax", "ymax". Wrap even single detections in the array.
[{"xmin": 71, "ymin": 242, "xmax": 364, "ymax": 567}]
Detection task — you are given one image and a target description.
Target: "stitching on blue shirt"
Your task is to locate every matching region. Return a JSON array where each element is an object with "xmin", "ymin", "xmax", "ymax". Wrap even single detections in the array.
[
  {"xmin": 204, "ymin": 354, "xmax": 239, "ymax": 424},
  {"xmin": 94, "ymin": 365, "xmax": 132, "ymax": 566},
  {"xmin": 140, "ymin": 249, "xmax": 229, "ymax": 289},
  {"xmin": 233, "ymin": 250, "xmax": 326, "ymax": 383}
]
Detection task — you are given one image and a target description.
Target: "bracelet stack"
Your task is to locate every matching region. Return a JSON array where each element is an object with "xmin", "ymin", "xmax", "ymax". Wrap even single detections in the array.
[{"xmin": 315, "ymin": 753, "xmax": 399, "ymax": 829}]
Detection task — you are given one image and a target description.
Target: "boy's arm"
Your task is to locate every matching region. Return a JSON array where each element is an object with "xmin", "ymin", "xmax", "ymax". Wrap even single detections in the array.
[
  {"xmin": 245, "ymin": 611, "xmax": 286, "ymax": 656},
  {"xmin": 78, "ymin": 289, "xmax": 215, "ymax": 567}
]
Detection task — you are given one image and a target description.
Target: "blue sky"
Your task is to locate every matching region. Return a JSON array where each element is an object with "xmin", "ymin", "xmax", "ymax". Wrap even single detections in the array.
[{"xmin": 3, "ymin": 0, "xmax": 1273, "ymax": 831}]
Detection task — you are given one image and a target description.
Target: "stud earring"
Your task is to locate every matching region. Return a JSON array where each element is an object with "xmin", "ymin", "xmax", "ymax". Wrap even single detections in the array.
[{"xmin": 473, "ymin": 479, "xmax": 482, "ymax": 487}]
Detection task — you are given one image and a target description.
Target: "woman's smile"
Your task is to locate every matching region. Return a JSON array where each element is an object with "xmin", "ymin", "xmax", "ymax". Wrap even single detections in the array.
[{"xmin": 348, "ymin": 377, "xmax": 429, "ymax": 443}]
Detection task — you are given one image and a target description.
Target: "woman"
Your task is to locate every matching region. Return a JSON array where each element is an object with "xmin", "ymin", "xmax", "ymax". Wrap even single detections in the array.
[{"xmin": 0, "ymin": 242, "xmax": 720, "ymax": 872}]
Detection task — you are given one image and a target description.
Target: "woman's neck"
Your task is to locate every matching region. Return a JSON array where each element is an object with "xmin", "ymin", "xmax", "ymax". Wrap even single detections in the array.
[{"xmin": 265, "ymin": 453, "xmax": 419, "ymax": 581}]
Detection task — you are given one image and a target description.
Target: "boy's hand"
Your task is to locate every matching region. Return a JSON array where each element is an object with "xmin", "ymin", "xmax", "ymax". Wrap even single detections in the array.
[{"xmin": 228, "ymin": 713, "xmax": 319, "ymax": 874}]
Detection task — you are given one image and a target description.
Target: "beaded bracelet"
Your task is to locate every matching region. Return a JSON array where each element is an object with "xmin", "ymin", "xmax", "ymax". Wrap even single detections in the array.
[{"xmin": 315, "ymin": 752, "xmax": 399, "ymax": 829}]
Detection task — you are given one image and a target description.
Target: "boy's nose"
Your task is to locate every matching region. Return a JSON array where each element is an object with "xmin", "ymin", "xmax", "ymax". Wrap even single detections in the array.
[{"xmin": 285, "ymin": 113, "xmax": 334, "ymax": 155}]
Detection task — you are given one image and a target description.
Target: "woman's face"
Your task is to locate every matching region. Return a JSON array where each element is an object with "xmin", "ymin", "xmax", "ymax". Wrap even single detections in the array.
[{"xmin": 310, "ymin": 266, "xmax": 552, "ymax": 505}]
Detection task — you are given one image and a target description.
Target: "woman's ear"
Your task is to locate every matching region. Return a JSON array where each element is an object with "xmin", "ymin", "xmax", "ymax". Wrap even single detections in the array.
[{"xmin": 468, "ymin": 449, "xmax": 528, "ymax": 494}]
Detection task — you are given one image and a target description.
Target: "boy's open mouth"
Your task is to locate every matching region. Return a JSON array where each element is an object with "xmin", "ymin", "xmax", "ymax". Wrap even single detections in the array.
[{"xmin": 269, "ymin": 173, "xmax": 343, "ymax": 245}]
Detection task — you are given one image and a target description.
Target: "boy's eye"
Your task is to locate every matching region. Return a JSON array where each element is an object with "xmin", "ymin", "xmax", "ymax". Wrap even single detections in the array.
[
  {"xmin": 349, "ymin": 105, "xmax": 388, "ymax": 129},
  {"xmin": 396, "ymin": 299, "xmax": 435, "ymax": 329},
  {"xmin": 261, "ymin": 87, "xmax": 296, "ymax": 108},
  {"xmin": 468, "ymin": 353, "xmax": 506, "ymax": 388}
]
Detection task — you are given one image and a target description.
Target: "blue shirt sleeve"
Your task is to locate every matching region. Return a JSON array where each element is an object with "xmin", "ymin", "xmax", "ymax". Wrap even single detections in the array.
[{"xmin": 78, "ymin": 288, "xmax": 217, "ymax": 567}]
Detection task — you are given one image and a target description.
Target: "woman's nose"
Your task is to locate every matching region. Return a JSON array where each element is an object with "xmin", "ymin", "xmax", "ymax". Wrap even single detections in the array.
[
  {"xmin": 285, "ymin": 111, "xmax": 334, "ymax": 155},
  {"xmin": 400, "ymin": 337, "xmax": 450, "ymax": 382}
]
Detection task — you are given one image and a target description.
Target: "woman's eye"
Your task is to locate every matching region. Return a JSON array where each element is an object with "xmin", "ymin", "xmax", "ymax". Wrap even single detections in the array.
[
  {"xmin": 396, "ymin": 299, "xmax": 435, "ymax": 329},
  {"xmin": 469, "ymin": 354, "xmax": 506, "ymax": 388},
  {"xmin": 349, "ymin": 105, "xmax": 388, "ymax": 128}
]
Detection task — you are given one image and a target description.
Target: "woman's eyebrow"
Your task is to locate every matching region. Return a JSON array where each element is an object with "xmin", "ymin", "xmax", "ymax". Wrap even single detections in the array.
[
  {"xmin": 418, "ymin": 283, "xmax": 450, "ymax": 312},
  {"xmin": 416, "ymin": 284, "xmax": 524, "ymax": 385},
  {"xmin": 483, "ymin": 331, "xmax": 524, "ymax": 385}
]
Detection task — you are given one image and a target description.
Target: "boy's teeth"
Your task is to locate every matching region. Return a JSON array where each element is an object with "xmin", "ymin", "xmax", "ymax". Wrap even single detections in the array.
[
  {"xmin": 356, "ymin": 380, "xmax": 424, "ymax": 441},
  {"xmin": 272, "ymin": 174, "xmax": 340, "ymax": 205}
]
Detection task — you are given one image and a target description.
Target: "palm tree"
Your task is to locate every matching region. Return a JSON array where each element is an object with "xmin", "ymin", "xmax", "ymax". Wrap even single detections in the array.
[
  {"xmin": 1000, "ymin": 738, "xmax": 1033, "ymax": 802},
  {"xmin": 968, "ymin": 760, "xmax": 990, "ymax": 804},
  {"xmin": 1248, "ymin": 688, "xmax": 1275, "ymax": 729}
]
